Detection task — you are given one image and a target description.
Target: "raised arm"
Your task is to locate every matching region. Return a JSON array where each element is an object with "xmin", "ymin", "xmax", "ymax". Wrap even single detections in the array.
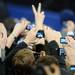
[
  {"xmin": 6, "ymin": 19, "xmax": 30, "ymax": 48},
  {"xmin": 32, "ymin": 3, "xmax": 45, "ymax": 30},
  {"xmin": 32, "ymin": 3, "xmax": 45, "ymax": 44}
]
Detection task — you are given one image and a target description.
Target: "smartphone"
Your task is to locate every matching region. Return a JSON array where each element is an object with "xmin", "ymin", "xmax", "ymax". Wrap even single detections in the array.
[
  {"xmin": 26, "ymin": 23, "xmax": 35, "ymax": 30},
  {"xmin": 59, "ymin": 48, "xmax": 66, "ymax": 59},
  {"xmin": 70, "ymin": 66, "xmax": 75, "ymax": 72},
  {"xmin": 36, "ymin": 30, "xmax": 45, "ymax": 38},
  {"xmin": 60, "ymin": 37, "xmax": 68, "ymax": 44}
]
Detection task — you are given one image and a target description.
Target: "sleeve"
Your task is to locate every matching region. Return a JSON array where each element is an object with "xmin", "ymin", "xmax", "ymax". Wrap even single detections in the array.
[{"xmin": 4, "ymin": 42, "xmax": 28, "ymax": 63}]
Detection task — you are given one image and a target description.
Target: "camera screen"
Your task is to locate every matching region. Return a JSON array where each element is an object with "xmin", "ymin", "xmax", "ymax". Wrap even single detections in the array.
[
  {"xmin": 60, "ymin": 38, "xmax": 68, "ymax": 44},
  {"xmin": 36, "ymin": 30, "xmax": 45, "ymax": 38}
]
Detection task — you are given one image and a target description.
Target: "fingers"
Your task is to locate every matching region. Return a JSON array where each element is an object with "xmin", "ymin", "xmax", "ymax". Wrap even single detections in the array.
[
  {"xmin": 66, "ymin": 36, "xmax": 74, "ymax": 46},
  {"xmin": 32, "ymin": 3, "xmax": 42, "ymax": 14},
  {"xmin": 67, "ymin": 36, "xmax": 74, "ymax": 42},
  {"xmin": 38, "ymin": 3, "xmax": 41, "ymax": 13},
  {"xmin": 66, "ymin": 36, "xmax": 73, "ymax": 43},
  {"xmin": 66, "ymin": 36, "xmax": 71, "ymax": 45},
  {"xmin": 32, "ymin": 5, "xmax": 37, "ymax": 15}
]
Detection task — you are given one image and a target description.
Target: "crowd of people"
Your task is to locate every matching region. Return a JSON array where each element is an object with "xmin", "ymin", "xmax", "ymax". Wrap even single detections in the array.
[{"xmin": 0, "ymin": 3, "xmax": 75, "ymax": 75}]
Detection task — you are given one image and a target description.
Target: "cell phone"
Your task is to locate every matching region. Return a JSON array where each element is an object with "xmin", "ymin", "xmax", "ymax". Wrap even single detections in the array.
[
  {"xmin": 60, "ymin": 37, "xmax": 68, "ymax": 44},
  {"xmin": 70, "ymin": 66, "xmax": 75, "ymax": 72},
  {"xmin": 59, "ymin": 48, "xmax": 66, "ymax": 59},
  {"xmin": 36, "ymin": 30, "xmax": 45, "ymax": 38},
  {"xmin": 26, "ymin": 23, "xmax": 35, "ymax": 30},
  {"xmin": 59, "ymin": 48, "xmax": 65, "ymax": 56}
]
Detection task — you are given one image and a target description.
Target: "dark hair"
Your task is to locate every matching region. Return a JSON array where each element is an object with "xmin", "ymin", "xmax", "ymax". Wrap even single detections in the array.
[
  {"xmin": 33, "ymin": 44, "xmax": 46, "ymax": 53},
  {"xmin": 38, "ymin": 55, "xmax": 59, "ymax": 66},
  {"xmin": 45, "ymin": 41, "xmax": 66, "ymax": 68},
  {"xmin": 45, "ymin": 40, "xmax": 59, "ymax": 56},
  {"xmin": 33, "ymin": 44, "xmax": 46, "ymax": 61},
  {"xmin": 61, "ymin": 9, "xmax": 75, "ymax": 25},
  {"xmin": 37, "ymin": 55, "xmax": 59, "ymax": 73},
  {"xmin": 11, "ymin": 64, "xmax": 34, "ymax": 75}
]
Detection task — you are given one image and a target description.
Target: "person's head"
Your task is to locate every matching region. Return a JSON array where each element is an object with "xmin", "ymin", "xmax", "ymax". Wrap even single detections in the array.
[
  {"xmin": 61, "ymin": 9, "xmax": 75, "ymax": 32},
  {"xmin": 9, "ymin": 48, "xmax": 35, "ymax": 75},
  {"xmin": 33, "ymin": 44, "xmax": 46, "ymax": 53},
  {"xmin": 33, "ymin": 44, "xmax": 46, "ymax": 60},
  {"xmin": 45, "ymin": 40, "xmax": 59, "ymax": 57},
  {"xmin": 37, "ymin": 55, "xmax": 61, "ymax": 75},
  {"xmin": 12, "ymin": 48, "xmax": 35, "ymax": 66}
]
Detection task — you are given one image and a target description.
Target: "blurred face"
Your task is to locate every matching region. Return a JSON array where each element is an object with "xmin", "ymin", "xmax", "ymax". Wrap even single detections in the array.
[{"xmin": 66, "ymin": 20, "xmax": 75, "ymax": 32}]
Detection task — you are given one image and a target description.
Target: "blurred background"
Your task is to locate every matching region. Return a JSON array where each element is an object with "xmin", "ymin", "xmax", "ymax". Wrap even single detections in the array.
[{"xmin": 1, "ymin": 0, "xmax": 75, "ymax": 31}]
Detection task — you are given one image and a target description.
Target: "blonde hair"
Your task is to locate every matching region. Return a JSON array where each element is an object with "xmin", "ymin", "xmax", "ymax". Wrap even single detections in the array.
[{"xmin": 12, "ymin": 48, "xmax": 35, "ymax": 65}]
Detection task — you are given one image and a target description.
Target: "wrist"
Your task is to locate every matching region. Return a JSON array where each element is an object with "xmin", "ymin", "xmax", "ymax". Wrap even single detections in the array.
[
  {"xmin": 9, "ymin": 32, "xmax": 17, "ymax": 42},
  {"xmin": 11, "ymin": 31, "xmax": 18, "ymax": 38}
]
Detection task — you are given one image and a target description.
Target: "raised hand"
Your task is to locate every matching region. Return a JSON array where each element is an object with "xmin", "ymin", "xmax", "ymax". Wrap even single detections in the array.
[
  {"xmin": 6, "ymin": 18, "xmax": 30, "ymax": 48},
  {"xmin": 64, "ymin": 36, "xmax": 75, "ymax": 66},
  {"xmin": 44, "ymin": 26, "xmax": 55, "ymax": 42},
  {"xmin": 64, "ymin": 45, "xmax": 75, "ymax": 66},
  {"xmin": 32, "ymin": 3, "xmax": 45, "ymax": 29},
  {"xmin": 44, "ymin": 25, "xmax": 62, "ymax": 48},
  {"xmin": 66, "ymin": 36, "xmax": 75, "ymax": 49},
  {"xmin": 24, "ymin": 27, "xmax": 45, "ymax": 45},
  {"xmin": 24, "ymin": 28, "xmax": 38, "ymax": 45},
  {"xmin": 12, "ymin": 18, "xmax": 30, "ymax": 37}
]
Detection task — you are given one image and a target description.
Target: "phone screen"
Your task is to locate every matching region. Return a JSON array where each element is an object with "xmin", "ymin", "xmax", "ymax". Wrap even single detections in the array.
[
  {"xmin": 36, "ymin": 30, "xmax": 45, "ymax": 38},
  {"xmin": 60, "ymin": 37, "xmax": 68, "ymax": 44}
]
